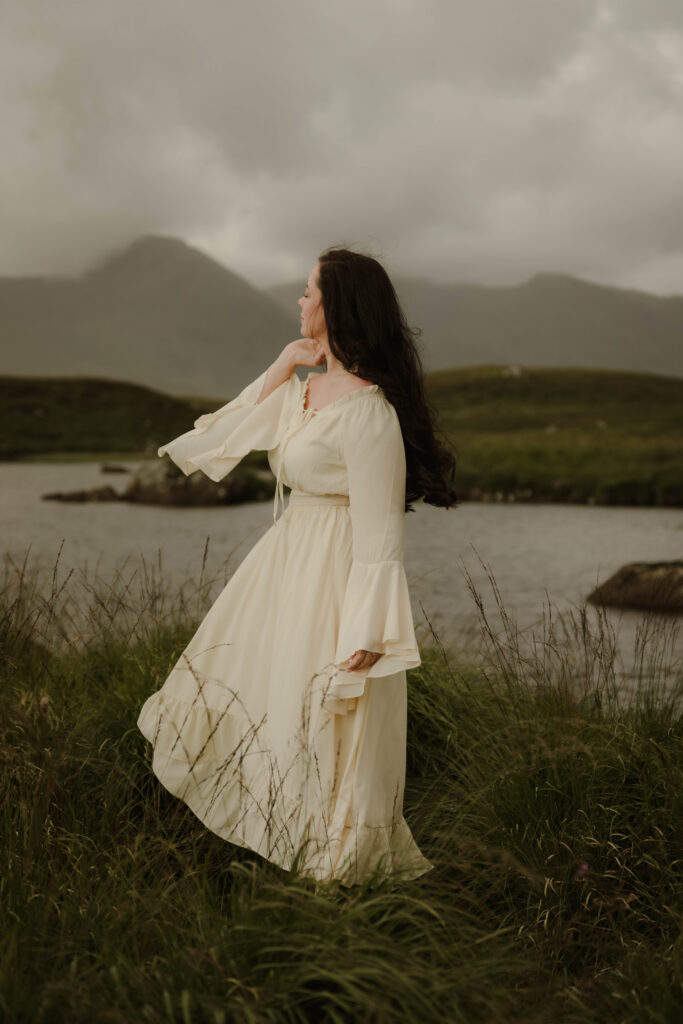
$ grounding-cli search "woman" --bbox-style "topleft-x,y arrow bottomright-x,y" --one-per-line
137,246 -> 457,886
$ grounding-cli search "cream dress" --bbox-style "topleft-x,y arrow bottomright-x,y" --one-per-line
137,366 -> 433,885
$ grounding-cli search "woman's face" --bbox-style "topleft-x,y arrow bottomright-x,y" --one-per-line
298,264 -> 327,342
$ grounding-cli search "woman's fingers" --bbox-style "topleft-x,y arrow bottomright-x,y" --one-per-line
346,649 -> 382,672
293,338 -> 326,365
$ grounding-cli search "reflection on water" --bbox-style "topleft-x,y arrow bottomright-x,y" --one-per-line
2,461 -> 682,676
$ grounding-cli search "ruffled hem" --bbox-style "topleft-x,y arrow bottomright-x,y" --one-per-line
137,684 -> 432,886
323,559 -> 421,712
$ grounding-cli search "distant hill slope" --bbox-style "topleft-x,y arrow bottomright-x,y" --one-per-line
2,235 -> 681,398
0,236 -> 296,397
268,273 -> 683,379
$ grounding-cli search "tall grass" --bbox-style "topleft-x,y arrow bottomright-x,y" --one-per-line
1,546 -> 682,1023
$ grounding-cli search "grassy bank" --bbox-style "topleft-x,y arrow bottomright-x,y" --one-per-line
3,366 -> 683,505
1,551 -> 682,1022
427,366 -> 683,506
0,376 -> 199,459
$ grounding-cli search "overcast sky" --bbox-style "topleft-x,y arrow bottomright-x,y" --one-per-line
3,0 -> 683,293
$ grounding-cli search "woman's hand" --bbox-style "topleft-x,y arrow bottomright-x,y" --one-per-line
257,339 -> 326,404
285,337 -> 326,369
345,649 -> 382,673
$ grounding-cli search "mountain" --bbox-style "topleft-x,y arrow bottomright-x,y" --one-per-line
0,236 -> 297,396
1,236 -> 681,398
268,273 -> 683,379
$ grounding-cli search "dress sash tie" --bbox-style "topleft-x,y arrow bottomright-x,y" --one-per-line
272,384 -> 318,524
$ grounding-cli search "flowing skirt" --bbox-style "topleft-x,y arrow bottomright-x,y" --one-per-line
137,491 -> 432,885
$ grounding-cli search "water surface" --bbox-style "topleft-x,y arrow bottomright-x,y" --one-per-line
3,461 -> 681,672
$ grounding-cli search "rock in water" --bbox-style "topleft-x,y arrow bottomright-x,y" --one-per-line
121,460 -> 272,506
588,561 -> 683,613
43,485 -> 121,503
42,461 -> 273,506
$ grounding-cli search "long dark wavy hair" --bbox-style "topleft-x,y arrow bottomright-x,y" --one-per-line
317,246 -> 457,512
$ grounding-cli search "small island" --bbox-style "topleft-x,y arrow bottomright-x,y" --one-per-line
42,460 -> 273,507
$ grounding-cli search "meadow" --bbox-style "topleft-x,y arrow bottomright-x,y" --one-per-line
0,376 -> 195,460
429,366 -> 683,506
1,549 -> 682,1023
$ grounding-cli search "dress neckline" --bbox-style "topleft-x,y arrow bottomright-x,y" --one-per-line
301,372 -> 379,416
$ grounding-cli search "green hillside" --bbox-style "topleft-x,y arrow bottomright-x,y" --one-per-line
2,367 -> 682,506
0,376 -> 199,459
426,366 -> 683,506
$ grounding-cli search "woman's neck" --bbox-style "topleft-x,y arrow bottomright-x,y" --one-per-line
323,351 -> 353,378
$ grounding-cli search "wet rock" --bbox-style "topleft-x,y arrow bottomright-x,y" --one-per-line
587,561 -> 683,613
121,460 -> 272,506
43,485 -> 120,503
42,461 -> 273,506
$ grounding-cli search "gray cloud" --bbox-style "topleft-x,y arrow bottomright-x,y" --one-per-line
2,0 -> 682,293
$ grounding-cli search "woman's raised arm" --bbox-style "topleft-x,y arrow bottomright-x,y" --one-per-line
257,339 -> 325,404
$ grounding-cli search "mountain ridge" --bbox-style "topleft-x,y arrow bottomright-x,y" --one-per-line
270,271 -> 683,379
0,235 -> 296,396
1,235 -> 681,395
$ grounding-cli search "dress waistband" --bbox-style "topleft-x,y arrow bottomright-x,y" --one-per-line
288,491 -> 350,507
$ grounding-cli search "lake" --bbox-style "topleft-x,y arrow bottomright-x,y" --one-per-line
2,461 -> 682,679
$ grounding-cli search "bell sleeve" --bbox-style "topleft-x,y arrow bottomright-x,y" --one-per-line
324,396 -> 421,712
157,368 -> 300,482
